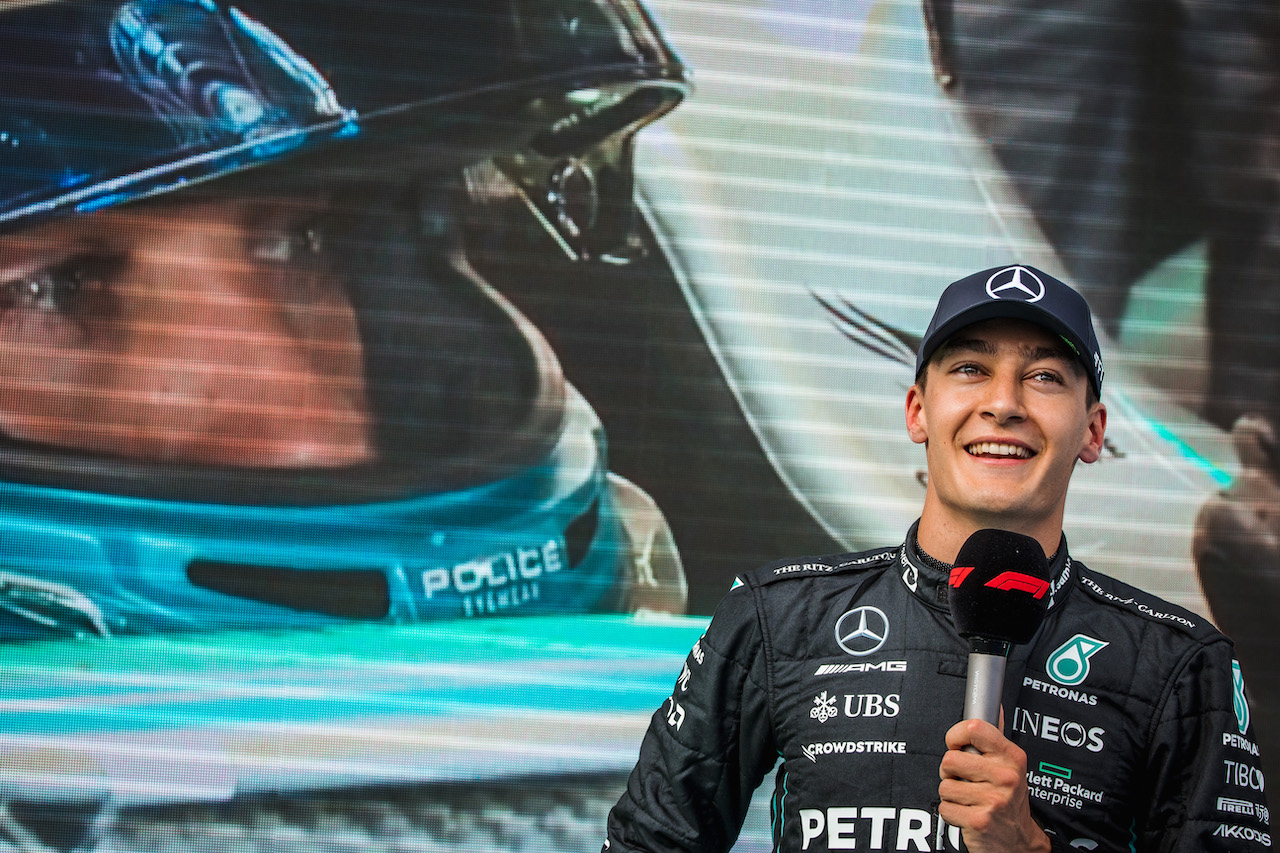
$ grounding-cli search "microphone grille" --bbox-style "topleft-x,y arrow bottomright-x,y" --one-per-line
949,528 -> 1051,644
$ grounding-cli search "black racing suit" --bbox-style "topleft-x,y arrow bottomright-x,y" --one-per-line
603,524 -> 1272,852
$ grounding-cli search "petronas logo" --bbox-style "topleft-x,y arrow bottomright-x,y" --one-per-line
1233,660 -> 1250,735
1047,634 -> 1109,686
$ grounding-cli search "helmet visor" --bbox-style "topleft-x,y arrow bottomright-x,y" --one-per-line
0,172 -> 570,504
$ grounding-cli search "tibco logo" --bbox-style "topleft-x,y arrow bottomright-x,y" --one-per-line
1224,759 -> 1266,793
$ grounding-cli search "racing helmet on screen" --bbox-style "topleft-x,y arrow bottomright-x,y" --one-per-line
0,0 -> 688,638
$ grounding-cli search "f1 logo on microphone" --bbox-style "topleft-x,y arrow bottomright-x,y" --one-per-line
950,566 -> 1050,599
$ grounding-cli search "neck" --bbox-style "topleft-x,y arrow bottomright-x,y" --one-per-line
915,502 -> 1064,565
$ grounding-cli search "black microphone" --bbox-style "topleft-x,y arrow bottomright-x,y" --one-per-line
948,529 -> 1051,743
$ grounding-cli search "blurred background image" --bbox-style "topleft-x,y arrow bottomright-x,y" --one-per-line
1,1 -> 1276,851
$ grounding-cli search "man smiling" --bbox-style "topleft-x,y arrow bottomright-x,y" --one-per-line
603,265 -> 1270,852
906,266 -> 1107,563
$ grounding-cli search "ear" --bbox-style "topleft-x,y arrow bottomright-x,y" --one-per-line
905,384 -> 928,445
1076,402 -> 1107,463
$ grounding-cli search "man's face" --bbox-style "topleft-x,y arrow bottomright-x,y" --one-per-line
904,317 -> 1106,537
0,195 -> 375,467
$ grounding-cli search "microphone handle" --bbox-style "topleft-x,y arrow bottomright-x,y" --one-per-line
963,651 -> 1005,725
962,638 -> 1011,754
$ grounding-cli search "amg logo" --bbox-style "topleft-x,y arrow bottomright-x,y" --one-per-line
815,661 -> 907,676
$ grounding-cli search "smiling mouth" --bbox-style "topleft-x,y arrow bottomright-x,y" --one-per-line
967,442 -> 1033,459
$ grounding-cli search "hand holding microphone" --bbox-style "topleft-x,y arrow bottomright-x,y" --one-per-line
948,529 -> 1052,739
940,529 -> 1055,850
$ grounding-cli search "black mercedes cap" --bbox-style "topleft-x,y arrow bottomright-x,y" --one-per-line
915,264 -> 1104,398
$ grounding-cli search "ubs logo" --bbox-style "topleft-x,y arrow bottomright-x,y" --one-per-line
986,266 -> 1046,303
835,606 -> 889,656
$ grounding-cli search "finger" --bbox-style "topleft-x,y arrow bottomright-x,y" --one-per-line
966,720 -> 1011,755
936,799 -> 973,832
937,795 -> 989,832
938,777 -> 986,807
945,717 -> 1002,752
939,743 -> 990,782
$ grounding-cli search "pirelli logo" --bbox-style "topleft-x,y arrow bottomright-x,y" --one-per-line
1219,797 -> 1257,817
1218,796 -> 1270,824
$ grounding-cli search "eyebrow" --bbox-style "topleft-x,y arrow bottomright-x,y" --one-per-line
0,235 -> 112,278
937,337 -> 1079,368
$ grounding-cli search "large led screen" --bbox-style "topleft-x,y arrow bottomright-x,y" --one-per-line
0,1 -> 1275,851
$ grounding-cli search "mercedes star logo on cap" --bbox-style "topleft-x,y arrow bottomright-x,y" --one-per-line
986,265 -> 1046,303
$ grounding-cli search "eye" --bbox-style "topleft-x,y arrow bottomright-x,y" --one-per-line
1028,369 -> 1065,385
2,254 -> 115,316
250,217 -> 327,265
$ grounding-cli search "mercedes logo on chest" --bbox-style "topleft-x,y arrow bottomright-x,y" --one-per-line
835,606 -> 889,656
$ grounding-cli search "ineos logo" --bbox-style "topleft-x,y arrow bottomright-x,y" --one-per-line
835,606 -> 889,656
986,266 -> 1045,303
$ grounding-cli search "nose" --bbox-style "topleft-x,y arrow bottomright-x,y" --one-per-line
140,258 -> 377,468
240,325 -> 376,467
208,288 -> 376,468
980,368 -> 1026,425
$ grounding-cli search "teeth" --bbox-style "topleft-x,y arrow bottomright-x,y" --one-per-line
967,442 -> 1031,458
